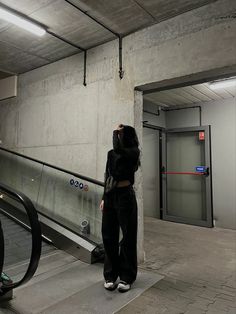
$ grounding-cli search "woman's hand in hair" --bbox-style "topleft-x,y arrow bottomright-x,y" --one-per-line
100,200 -> 104,212
116,124 -> 124,131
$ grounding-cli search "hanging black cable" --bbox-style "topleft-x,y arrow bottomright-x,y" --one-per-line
119,36 -> 124,79
83,50 -> 87,86
64,0 -> 124,80
143,108 -> 161,116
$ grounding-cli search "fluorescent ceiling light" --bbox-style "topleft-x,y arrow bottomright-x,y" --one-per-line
0,7 -> 46,36
209,77 -> 236,90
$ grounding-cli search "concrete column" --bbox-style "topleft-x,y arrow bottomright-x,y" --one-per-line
134,90 -> 144,262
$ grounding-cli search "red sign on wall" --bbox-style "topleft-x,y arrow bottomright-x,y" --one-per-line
199,131 -> 205,141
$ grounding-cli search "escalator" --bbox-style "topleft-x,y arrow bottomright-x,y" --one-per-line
0,147 -> 104,265
0,147 -> 163,313
0,211 -> 54,268
0,182 -> 42,301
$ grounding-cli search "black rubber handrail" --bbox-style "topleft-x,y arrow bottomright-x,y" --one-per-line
0,147 -> 104,187
0,220 -> 4,280
0,182 -> 42,295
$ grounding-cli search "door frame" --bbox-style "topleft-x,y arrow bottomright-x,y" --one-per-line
143,123 -> 163,219
162,125 -> 213,227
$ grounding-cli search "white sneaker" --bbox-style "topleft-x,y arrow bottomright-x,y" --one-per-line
104,281 -> 117,291
117,281 -> 131,293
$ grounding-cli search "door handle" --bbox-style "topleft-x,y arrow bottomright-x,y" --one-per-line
204,167 -> 210,177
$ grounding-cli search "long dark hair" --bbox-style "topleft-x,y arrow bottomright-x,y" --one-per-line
120,125 -> 141,169
120,125 -> 139,148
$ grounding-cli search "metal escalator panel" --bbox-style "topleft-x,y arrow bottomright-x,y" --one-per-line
0,183 -> 42,296
0,147 -> 105,264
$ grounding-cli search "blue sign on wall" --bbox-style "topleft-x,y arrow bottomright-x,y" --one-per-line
70,178 -> 89,191
195,166 -> 207,173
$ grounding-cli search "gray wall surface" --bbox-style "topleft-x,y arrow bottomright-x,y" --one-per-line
0,76 -> 17,101
0,0 -> 236,259
143,127 -> 160,219
202,98 -> 236,230
143,100 -> 166,128
166,107 -> 201,128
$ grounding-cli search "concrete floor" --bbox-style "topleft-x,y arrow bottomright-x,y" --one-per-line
1,216 -> 235,313
118,217 -> 236,314
0,250 -> 162,314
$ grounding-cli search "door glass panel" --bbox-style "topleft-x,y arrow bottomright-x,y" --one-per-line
166,131 -> 207,221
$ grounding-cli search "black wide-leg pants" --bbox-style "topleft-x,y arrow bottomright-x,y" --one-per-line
102,186 -> 138,285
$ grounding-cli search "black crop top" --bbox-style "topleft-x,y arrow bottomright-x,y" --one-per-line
103,130 -> 140,196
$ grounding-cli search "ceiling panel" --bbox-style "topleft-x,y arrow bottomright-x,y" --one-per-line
0,19 -> 9,33
182,86 -> 213,102
144,81 -> 236,107
0,31 -> 80,74
135,0 -> 218,22
223,85 -> 236,96
146,93 -> 179,106
0,70 -> 12,79
0,41 -> 50,73
0,0 -> 227,74
160,90 -> 193,105
70,0 -> 154,35
0,26 -> 79,57
0,0 -> 57,15
167,88 -> 203,103
192,84 -> 223,101
204,87 -> 232,99
30,0 -> 115,49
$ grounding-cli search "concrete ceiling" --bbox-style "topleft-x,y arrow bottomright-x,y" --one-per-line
144,81 -> 236,107
0,0 -> 217,74
0,69 -> 11,79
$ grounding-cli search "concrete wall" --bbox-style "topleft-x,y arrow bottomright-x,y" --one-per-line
143,100 -> 166,128
166,107 -> 200,128
143,127 -> 160,219
202,98 -> 236,230
0,76 -> 17,101
0,0 -> 236,258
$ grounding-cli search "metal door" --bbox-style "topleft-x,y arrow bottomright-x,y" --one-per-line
162,126 -> 213,227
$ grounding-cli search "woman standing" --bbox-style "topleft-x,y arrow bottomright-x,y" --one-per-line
100,124 -> 140,293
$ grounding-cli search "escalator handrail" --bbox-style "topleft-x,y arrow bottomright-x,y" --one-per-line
0,220 -> 4,281
0,182 -> 42,294
0,146 -> 104,187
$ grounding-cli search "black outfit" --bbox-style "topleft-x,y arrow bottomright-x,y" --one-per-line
102,130 -> 140,284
